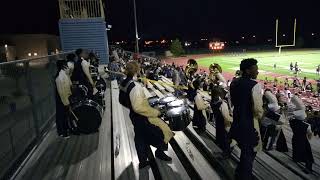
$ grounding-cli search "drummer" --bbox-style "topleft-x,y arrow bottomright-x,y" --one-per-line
119,61 -> 174,169
71,49 -> 95,98
191,79 -> 210,132
55,60 -> 72,138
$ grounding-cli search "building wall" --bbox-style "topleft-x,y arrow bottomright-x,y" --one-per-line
0,34 -> 61,61
59,18 -> 109,64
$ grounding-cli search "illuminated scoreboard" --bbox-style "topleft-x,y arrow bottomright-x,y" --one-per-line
209,42 -> 225,51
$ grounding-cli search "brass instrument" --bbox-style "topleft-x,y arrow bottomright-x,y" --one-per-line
208,63 -> 222,83
185,59 -> 198,79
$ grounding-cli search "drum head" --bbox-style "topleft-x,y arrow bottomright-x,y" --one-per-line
167,99 -> 185,108
165,106 -> 191,131
158,96 -> 177,105
72,101 -> 102,134
148,97 -> 159,107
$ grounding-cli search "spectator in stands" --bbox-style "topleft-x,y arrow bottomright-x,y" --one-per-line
55,60 -> 72,138
191,79 -> 210,132
289,95 -> 314,174
229,58 -> 263,180
72,49 -> 95,97
119,61 -> 174,169
317,80 -> 320,96
211,86 -> 233,158
302,77 -> 307,91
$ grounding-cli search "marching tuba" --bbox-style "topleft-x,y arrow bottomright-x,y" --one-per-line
185,59 -> 198,79
208,63 -> 223,84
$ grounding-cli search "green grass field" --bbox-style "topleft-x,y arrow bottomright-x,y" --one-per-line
197,50 -> 320,81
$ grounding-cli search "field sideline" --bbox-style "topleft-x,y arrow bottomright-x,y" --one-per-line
196,50 -> 320,81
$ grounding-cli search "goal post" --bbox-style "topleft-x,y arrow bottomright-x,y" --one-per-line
275,18 -> 297,54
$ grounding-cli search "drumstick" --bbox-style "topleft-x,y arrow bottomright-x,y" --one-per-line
69,109 -> 79,121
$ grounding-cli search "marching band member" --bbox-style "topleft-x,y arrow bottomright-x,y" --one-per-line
211,86 -> 233,158
262,90 -> 288,152
229,58 -> 264,180
119,61 -> 174,169
55,60 -> 72,138
72,49 -> 95,97
191,79 -> 210,132
289,95 -> 314,174
66,53 -> 76,76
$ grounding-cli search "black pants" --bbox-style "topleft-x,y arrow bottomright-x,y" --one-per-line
134,125 -> 168,163
235,144 -> 257,180
56,105 -> 69,136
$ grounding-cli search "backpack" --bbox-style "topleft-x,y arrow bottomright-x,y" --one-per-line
119,80 -> 135,108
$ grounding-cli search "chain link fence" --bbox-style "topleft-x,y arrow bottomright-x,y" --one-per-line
0,53 -> 71,179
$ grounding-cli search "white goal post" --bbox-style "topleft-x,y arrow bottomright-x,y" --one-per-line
276,18 -> 297,54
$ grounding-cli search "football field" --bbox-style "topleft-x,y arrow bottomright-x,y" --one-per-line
196,50 -> 320,81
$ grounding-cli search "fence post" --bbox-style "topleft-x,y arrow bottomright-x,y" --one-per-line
24,61 -> 40,138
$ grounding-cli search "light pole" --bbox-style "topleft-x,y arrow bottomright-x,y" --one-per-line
133,0 -> 139,54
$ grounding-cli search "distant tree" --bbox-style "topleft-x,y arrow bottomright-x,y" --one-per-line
170,39 -> 185,57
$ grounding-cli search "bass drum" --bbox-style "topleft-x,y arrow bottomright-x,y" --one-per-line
165,106 -> 191,131
70,100 -> 103,134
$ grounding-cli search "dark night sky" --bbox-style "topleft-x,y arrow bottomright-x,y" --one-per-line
0,0 -> 319,41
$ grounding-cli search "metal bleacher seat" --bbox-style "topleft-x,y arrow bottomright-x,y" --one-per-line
13,82 -> 113,180
149,78 -> 305,180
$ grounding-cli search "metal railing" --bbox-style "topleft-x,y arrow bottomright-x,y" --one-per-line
0,53 -> 71,179
59,0 -> 105,19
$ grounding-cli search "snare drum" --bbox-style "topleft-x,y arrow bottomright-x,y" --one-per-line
158,96 -> 177,106
70,99 -> 103,134
167,99 -> 185,108
148,97 -> 159,107
165,106 -> 191,131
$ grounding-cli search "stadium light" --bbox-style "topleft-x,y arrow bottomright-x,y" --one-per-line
253,35 -> 256,38
312,33 -> 315,36
242,36 -> 245,39
283,34 -> 286,37
4,44 -> 8,48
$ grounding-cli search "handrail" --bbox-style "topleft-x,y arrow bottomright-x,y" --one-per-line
0,51 -> 74,66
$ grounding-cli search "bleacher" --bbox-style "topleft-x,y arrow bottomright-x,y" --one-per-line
5,70 -> 320,180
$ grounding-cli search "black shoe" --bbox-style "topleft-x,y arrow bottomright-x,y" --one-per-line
155,150 -> 172,161
221,152 -> 231,159
139,160 -> 150,169
302,168 -> 312,174
59,134 -> 70,139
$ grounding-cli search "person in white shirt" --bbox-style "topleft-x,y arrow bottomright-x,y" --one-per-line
55,60 -> 72,138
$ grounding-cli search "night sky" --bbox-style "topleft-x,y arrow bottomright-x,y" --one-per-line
0,0 -> 319,42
